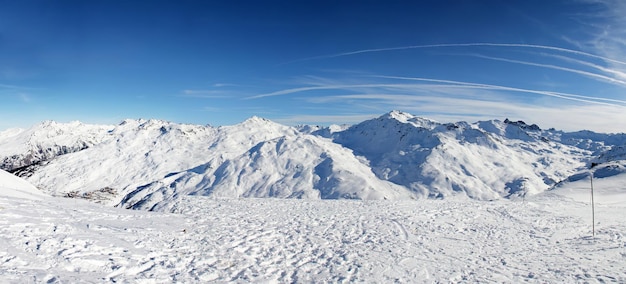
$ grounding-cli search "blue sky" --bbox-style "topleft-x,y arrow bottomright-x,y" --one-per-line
1,0 -> 625,132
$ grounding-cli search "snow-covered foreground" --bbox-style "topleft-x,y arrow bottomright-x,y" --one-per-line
1,183 -> 624,282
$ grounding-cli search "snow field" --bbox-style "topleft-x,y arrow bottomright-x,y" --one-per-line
1,189 -> 624,283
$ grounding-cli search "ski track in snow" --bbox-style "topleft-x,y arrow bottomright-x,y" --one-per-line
1,192 -> 624,283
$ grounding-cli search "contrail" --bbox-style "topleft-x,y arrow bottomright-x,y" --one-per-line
286,43 -> 626,66
247,84 -> 416,99
470,54 -> 626,86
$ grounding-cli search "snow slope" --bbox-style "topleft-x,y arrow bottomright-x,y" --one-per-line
1,179 -> 624,282
0,169 -> 46,200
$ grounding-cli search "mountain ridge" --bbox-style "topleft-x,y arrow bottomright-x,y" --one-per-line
1,111 -> 624,210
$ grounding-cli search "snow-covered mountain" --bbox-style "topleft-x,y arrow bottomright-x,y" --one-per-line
331,112 -> 594,200
121,133 -> 413,211
1,111 -> 625,210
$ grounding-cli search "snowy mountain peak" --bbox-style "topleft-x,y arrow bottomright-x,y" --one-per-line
386,110 -> 414,122
383,110 -> 440,129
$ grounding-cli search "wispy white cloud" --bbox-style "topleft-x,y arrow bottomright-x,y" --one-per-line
249,75 -> 626,107
577,0 -> 626,79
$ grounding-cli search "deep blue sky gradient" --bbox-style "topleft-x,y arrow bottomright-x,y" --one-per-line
1,0 -> 625,131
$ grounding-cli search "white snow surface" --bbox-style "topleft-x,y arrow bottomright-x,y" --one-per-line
0,169 -> 624,282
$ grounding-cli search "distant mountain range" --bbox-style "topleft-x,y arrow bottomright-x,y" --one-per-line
1,111 -> 624,210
